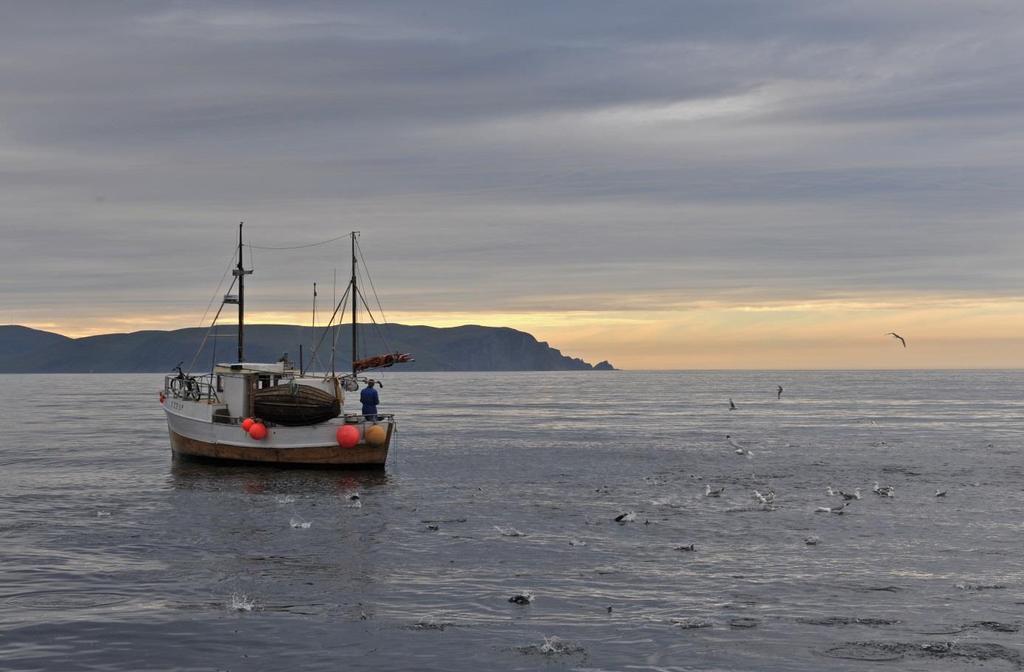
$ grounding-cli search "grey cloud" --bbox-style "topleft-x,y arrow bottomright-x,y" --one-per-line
2,1 -> 1024,326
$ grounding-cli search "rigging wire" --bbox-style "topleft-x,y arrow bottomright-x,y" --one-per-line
186,275 -> 237,375
247,233 -> 352,250
355,237 -> 392,328
193,247 -> 238,339
356,269 -> 394,357
185,231 -> 400,377
307,283 -> 352,372
356,260 -> 395,356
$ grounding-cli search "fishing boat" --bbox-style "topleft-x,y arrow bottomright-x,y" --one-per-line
161,225 -> 412,467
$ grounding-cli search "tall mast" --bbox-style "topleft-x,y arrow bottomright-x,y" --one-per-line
351,231 -> 358,376
233,222 -> 252,362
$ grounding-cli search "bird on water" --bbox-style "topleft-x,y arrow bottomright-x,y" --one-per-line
729,398 -> 737,410
872,481 -> 895,497
886,332 -> 907,347
705,484 -> 724,497
776,385 -> 783,400
727,435 -> 752,457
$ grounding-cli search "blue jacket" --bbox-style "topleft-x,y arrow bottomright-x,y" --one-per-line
360,386 -> 379,415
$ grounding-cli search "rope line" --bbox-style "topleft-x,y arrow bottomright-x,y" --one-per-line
186,276 -> 236,375
247,233 -> 352,250
184,231 -> 400,376
358,287 -> 394,357
193,248 -> 237,337
355,238 -> 391,328
307,284 -> 352,372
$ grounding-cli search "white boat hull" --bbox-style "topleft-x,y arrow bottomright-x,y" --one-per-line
163,402 -> 392,467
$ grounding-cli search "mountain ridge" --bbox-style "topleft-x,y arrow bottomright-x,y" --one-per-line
0,324 -> 616,373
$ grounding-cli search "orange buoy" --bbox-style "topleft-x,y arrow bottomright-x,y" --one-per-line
365,425 -> 387,447
241,417 -> 255,431
248,422 -> 268,440
336,424 -> 360,448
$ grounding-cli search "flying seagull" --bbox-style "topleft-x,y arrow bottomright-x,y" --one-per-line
886,332 -> 907,348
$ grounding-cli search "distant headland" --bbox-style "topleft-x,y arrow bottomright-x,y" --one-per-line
0,324 -> 616,373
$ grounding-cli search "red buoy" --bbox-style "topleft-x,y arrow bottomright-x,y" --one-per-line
241,417 -> 255,431
336,425 -> 359,448
248,422 -> 268,440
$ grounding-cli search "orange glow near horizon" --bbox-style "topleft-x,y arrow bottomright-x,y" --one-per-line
15,294 -> 1024,369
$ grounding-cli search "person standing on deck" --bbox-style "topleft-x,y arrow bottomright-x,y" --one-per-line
360,379 -> 380,420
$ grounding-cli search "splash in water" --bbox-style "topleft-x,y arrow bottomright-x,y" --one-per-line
230,593 -> 257,612
538,636 -> 584,655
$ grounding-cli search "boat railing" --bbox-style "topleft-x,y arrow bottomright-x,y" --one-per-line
343,412 -> 395,423
165,373 -> 220,403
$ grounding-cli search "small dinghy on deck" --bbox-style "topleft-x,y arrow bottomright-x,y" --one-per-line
252,383 -> 341,426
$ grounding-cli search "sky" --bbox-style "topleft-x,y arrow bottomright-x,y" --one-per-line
2,1 -> 1024,369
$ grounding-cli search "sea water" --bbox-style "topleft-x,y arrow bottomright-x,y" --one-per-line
0,371 -> 1022,671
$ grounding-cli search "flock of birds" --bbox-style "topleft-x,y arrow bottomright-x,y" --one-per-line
609,339 -> 958,552
406,335 -> 922,612
694,479 -> 945,518
439,334 -> 922,612
607,424 -> 953,550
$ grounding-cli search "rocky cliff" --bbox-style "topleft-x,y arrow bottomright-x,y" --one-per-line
0,324 -> 616,373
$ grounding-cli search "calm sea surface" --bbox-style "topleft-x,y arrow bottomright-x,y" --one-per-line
1,371 -> 1023,671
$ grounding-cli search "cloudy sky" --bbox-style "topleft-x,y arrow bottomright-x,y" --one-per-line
3,1 -> 1024,368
